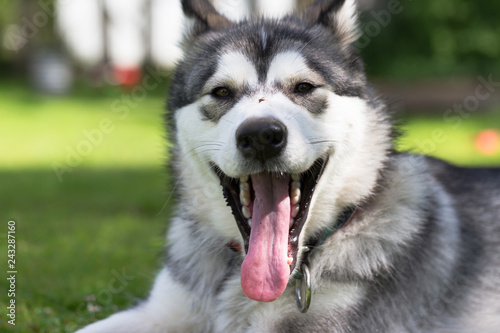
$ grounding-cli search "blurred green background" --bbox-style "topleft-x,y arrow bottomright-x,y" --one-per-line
0,0 -> 499,332
360,0 -> 500,78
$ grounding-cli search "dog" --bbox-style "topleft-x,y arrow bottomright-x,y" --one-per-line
77,0 -> 500,332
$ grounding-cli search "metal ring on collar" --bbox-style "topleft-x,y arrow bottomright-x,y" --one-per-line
295,263 -> 311,313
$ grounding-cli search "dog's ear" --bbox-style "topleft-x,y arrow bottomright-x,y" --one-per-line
181,0 -> 232,32
303,0 -> 360,46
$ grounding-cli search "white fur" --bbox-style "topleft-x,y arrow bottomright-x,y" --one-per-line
266,51 -> 315,83
332,0 -> 361,45
212,274 -> 365,332
314,156 -> 459,280
205,52 -> 259,95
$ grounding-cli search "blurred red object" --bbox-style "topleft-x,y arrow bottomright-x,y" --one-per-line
474,129 -> 500,155
113,66 -> 142,88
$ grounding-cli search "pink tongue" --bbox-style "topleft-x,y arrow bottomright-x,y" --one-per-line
241,173 -> 291,302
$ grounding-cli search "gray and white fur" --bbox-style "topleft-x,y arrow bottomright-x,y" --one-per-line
77,0 -> 500,332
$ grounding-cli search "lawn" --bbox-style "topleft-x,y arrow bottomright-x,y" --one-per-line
0,82 -> 171,332
0,80 -> 499,332
397,111 -> 500,166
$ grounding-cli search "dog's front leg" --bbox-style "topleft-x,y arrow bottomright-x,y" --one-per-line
75,267 -> 209,333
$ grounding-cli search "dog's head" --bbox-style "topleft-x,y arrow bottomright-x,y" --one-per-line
169,0 -> 391,303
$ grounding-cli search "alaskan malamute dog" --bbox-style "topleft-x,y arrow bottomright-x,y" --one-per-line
78,0 -> 500,332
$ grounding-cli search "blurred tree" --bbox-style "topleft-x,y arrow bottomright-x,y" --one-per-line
0,0 -> 18,68
0,0 -> 59,74
358,0 -> 500,79
0,0 -> 16,27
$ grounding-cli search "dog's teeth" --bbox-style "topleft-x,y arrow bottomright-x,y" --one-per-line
248,219 -> 252,227
240,175 -> 249,183
291,188 -> 301,205
240,192 -> 251,206
241,197 -> 250,207
291,174 -> 300,181
291,181 -> 301,190
287,256 -> 293,266
242,206 -> 251,219
291,204 -> 300,218
239,181 -> 251,206
240,182 -> 250,191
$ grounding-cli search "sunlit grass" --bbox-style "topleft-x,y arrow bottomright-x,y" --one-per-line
0,81 -> 168,170
397,110 -> 500,166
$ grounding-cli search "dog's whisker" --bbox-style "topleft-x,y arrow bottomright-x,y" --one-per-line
180,143 -> 224,160
286,110 -> 303,121
194,142 -> 225,148
308,140 -> 337,145
161,154 -> 225,206
156,177 -> 183,216
221,117 -> 235,125
193,149 -> 223,157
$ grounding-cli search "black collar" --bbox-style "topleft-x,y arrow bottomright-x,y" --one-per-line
300,205 -> 358,268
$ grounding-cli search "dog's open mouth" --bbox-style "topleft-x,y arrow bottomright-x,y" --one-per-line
212,157 -> 328,302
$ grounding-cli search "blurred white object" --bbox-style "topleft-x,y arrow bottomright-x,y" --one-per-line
56,0 -> 104,65
105,0 -> 146,67
150,0 -> 184,68
255,0 -> 295,18
30,49 -> 74,95
211,0 -> 252,21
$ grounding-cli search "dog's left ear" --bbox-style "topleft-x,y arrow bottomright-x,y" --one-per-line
181,0 -> 232,32
303,0 -> 360,46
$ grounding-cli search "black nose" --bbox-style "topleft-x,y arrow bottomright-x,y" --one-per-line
236,117 -> 288,163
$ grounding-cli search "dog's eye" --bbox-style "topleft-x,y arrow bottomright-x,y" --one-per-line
295,82 -> 314,94
212,87 -> 232,98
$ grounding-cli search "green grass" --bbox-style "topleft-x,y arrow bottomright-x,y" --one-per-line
0,80 -> 499,332
0,81 -> 171,332
0,81 -> 169,169
1,169 -> 170,332
397,111 -> 500,166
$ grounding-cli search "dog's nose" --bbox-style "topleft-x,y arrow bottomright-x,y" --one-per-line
236,117 -> 287,163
